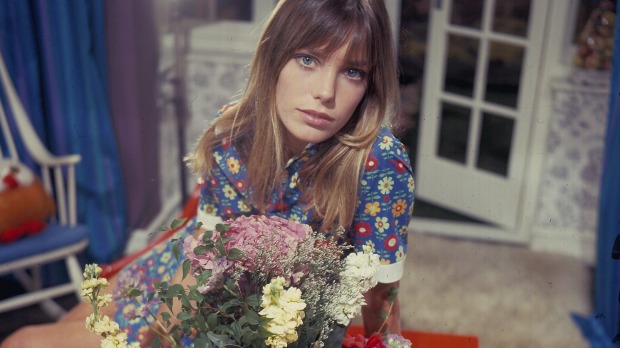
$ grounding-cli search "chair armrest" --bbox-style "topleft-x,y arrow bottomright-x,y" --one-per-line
38,154 -> 81,167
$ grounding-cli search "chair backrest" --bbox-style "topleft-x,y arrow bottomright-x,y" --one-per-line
0,51 -> 81,226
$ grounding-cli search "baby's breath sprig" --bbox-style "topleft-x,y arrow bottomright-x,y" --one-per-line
81,263 -> 140,348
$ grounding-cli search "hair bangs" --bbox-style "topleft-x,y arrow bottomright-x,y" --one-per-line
278,2 -> 372,67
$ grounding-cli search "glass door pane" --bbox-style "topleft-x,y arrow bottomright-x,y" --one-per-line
492,0 -> 531,37
444,34 -> 479,97
476,112 -> 514,176
450,0 -> 484,29
484,41 -> 524,108
437,102 -> 471,164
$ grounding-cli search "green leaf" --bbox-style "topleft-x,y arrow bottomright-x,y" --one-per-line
237,316 -> 247,327
194,337 -> 210,348
168,284 -> 185,297
245,294 -> 261,307
181,296 -> 193,310
203,230 -> 213,242
161,311 -> 171,322
230,322 -> 243,340
242,331 -> 261,346
215,223 -> 230,234
171,218 -> 187,229
196,269 -> 213,286
207,332 -> 229,347
215,238 -> 226,256
227,248 -> 245,260
194,245 -> 209,255
207,313 -> 218,329
196,313 -> 208,332
195,221 -> 203,230
182,259 -> 191,280
215,325 -> 235,336
127,288 -> 143,298
177,311 -> 194,321
172,241 -> 181,260
244,310 -> 260,326
188,288 -> 204,302
220,298 -> 242,312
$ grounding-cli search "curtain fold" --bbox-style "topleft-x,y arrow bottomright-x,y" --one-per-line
105,0 -> 161,231
0,0 -> 127,263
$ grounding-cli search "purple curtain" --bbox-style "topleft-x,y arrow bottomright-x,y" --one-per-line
105,0 -> 161,231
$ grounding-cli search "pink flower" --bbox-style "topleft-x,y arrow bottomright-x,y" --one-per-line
222,215 -> 311,273
182,232 -> 224,277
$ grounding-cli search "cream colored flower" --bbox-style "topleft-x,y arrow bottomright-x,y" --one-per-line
259,277 -> 306,348
93,315 -> 120,336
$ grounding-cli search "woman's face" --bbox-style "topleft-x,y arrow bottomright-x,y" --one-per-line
275,42 -> 369,155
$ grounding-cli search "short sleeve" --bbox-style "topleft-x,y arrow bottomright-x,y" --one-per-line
352,128 -> 415,283
197,177 -> 224,230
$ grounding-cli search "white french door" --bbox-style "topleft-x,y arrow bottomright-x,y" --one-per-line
415,0 -> 549,240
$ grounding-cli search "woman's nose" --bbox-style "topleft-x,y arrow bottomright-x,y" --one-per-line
311,68 -> 336,102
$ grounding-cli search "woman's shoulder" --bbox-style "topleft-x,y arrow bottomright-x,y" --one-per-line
369,126 -> 411,163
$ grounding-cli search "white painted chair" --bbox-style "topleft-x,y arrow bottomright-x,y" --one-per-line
0,51 -> 88,319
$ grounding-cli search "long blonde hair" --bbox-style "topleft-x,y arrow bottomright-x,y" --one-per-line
187,0 -> 400,231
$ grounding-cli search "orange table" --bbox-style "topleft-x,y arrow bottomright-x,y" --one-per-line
345,325 -> 478,348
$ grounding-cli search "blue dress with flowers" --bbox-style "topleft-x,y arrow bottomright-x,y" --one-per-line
114,108 -> 415,344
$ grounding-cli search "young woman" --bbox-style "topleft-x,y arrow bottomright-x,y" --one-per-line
1,0 -> 414,347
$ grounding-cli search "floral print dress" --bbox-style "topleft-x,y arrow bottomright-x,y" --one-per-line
114,121 -> 415,344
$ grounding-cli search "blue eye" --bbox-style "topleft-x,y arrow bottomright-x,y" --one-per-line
298,55 -> 315,66
346,69 -> 365,80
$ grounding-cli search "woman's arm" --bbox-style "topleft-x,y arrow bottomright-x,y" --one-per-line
361,281 -> 401,335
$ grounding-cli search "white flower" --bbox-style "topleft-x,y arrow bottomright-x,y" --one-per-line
328,247 -> 380,325
223,184 -> 237,199
378,176 -> 394,194
328,289 -> 367,326
379,135 -> 394,150
343,246 -> 380,291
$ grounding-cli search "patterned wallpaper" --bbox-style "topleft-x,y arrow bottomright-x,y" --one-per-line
534,81 -> 609,240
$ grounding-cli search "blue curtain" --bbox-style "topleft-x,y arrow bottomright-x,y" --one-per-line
0,0 -> 127,263
576,12 -> 620,348
592,11 -> 620,346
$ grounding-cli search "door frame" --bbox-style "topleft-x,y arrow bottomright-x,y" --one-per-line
410,0 -> 570,244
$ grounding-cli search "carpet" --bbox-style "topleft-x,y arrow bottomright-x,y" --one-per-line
397,232 -> 593,347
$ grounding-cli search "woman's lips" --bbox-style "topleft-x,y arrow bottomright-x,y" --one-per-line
298,109 -> 334,127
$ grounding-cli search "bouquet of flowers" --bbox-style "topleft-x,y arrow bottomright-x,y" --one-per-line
83,215 -> 391,348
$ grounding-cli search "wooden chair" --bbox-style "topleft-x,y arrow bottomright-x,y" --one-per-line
0,51 -> 89,319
